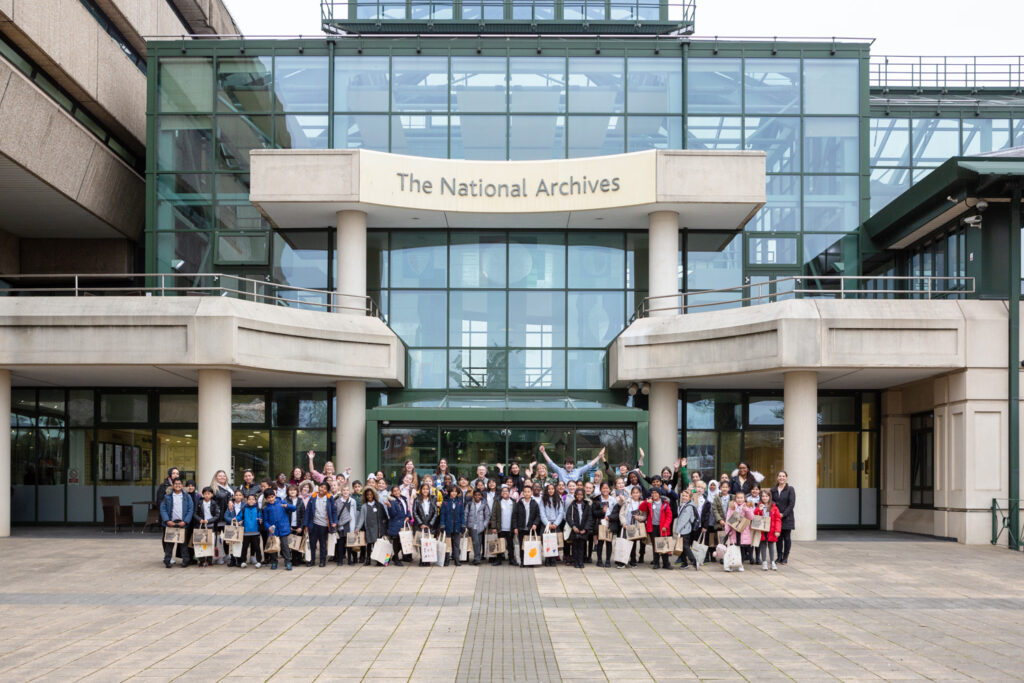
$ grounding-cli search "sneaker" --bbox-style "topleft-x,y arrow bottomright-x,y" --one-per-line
270,562 -> 278,570
762,561 -> 768,571
771,561 -> 778,571
286,563 -> 293,571
254,562 -> 261,568
738,565 -> 745,572
724,566 -> 731,572
240,562 -> 247,568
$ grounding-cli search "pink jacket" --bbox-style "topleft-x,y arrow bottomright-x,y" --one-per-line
726,501 -> 755,545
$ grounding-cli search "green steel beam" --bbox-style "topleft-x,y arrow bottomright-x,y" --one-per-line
1010,180 -> 1021,551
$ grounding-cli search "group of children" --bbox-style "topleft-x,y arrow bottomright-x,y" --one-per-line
157,448 -> 796,573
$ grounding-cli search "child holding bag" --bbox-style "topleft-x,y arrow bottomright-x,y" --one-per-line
756,489 -> 782,571
725,492 -> 754,569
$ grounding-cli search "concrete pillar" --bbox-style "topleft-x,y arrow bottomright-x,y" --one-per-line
198,369 -> 232,488
648,381 -> 678,476
784,371 -> 818,541
336,380 -> 365,481
336,210 -> 367,314
647,210 -> 679,316
0,369 -> 10,537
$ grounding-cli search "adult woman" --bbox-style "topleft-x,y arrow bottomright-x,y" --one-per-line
539,483 -> 565,567
729,462 -> 758,497
289,467 -> 305,486
209,469 -> 233,513
307,449 -> 336,484
532,462 -> 554,488
401,460 -> 419,490
155,467 -> 180,507
385,486 -> 408,567
435,458 -> 454,484
771,470 -> 795,565
359,487 -> 389,566
496,461 -> 526,491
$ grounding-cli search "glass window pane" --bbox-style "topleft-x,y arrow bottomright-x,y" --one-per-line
509,115 -> 564,160
408,349 -> 447,388
628,58 -> 682,114
462,0 -> 504,19
567,292 -> 624,347
214,233 -> 270,266
368,232 -> 388,289
748,175 -> 801,231
804,117 -> 859,173
744,58 -> 800,114
69,391 -> 94,427
450,232 -> 506,287
274,57 -> 329,112
818,395 -> 857,425
803,233 -> 845,272
748,396 -> 784,425
870,168 -> 911,216
687,58 -> 741,114
273,232 -> 328,307
273,391 -> 327,428
509,349 -> 565,389
451,115 -> 506,160
509,291 -> 565,347
451,57 -> 506,112
509,232 -> 565,288
510,57 -> 565,113
157,116 -> 212,171
390,291 -> 447,346
335,56 -> 390,112
217,57 -> 273,112
687,116 -> 742,150
216,115 -> 272,170
911,119 -> 960,167
449,348 -> 507,389
159,394 -> 198,423
804,175 -> 860,232
745,117 -> 800,173
568,58 -> 624,114
627,116 -> 682,152
100,394 -> 148,423
512,0 -> 554,19
568,233 -> 624,289
450,290 -> 506,347
568,115 -> 623,157
686,391 -> 742,430
392,56 -> 448,112
159,58 -> 213,112
686,232 -> 742,291
390,115 -> 448,158
962,119 -> 1012,155
155,230 -> 211,274
277,114 -> 328,149
333,114 -> 389,151
803,59 -> 859,115
381,426 -> 439,475
743,431 -> 784,479
567,349 -> 606,389
748,236 -> 797,265
390,232 -> 446,288
232,394 -> 266,423
870,118 -> 910,167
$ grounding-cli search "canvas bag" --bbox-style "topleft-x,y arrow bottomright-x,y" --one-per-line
192,526 -> 215,558
483,531 -> 498,558
327,531 -> 337,557
672,534 -> 685,556
487,535 -> 506,557
419,533 -> 437,564
597,525 -> 613,542
723,543 -> 743,570
654,535 -> 673,555
435,532 -> 447,567
370,537 -> 394,566
264,534 -> 281,554
459,532 -> 471,561
691,531 -> 708,568
751,514 -> 770,532
727,509 -> 750,533
399,523 -> 415,555
288,531 -> 307,553
346,530 -> 367,548
542,532 -> 559,558
612,531 -> 633,565
522,531 -> 542,566
556,531 -> 565,548
624,523 -> 645,541
222,521 -> 243,545
164,526 -> 185,544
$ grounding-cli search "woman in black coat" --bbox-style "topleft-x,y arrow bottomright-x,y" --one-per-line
729,461 -> 758,498
770,470 -> 796,564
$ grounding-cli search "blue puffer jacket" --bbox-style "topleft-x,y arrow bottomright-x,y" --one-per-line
239,503 -> 262,533
263,500 -> 295,537
439,497 -> 465,535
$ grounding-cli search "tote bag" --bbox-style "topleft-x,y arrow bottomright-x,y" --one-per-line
522,531 -> 542,566
542,532 -> 559,558
612,531 -> 633,565
691,531 -> 708,568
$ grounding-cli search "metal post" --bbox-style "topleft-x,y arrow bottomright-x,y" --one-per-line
74,275 -> 79,296
1010,182 -> 1021,551
991,498 -> 997,545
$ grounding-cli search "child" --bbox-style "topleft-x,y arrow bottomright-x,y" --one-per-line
439,487 -> 464,566
182,480 -> 199,565
262,489 -> 295,570
159,478 -> 193,568
239,493 -> 263,568
672,489 -> 700,571
386,485 -> 408,567
712,481 -> 731,555
223,489 -> 245,567
335,483 -> 359,566
756,489 -> 782,571
725,492 -> 754,571
566,488 -> 591,569
638,487 -> 673,570
193,486 -> 221,568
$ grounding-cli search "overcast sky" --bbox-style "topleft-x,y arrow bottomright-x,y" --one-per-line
223,0 -> 1022,55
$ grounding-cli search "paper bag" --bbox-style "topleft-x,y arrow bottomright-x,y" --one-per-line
672,534 -> 685,556
484,531 -> 498,558
556,531 -> 565,548
542,532 -> 559,558
444,535 -> 453,555
751,515 -> 770,532
597,525 -> 613,542
193,527 -> 214,558
522,531 -> 542,566
164,526 -> 185,544
487,535 -> 506,557
624,523 -> 645,541
222,522 -> 243,545
691,531 -> 708,567
654,535 -> 673,555
288,532 -> 307,553
420,533 -> 438,564
412,531 -> 422,561
370,537 -> 393,566
612,532 -> 632,565
399,524 -> 415,555
727,510 -> 750,533
346,530 -> 366,548
264,534 -> 281,554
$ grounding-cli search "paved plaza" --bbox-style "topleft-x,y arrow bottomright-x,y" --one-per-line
0,530 -> 1022,681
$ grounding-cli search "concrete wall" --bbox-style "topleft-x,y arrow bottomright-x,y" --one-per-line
0,227 -> 17,273
0,297 -> 406,385
0,55 -> 144,240
20,239 -> 132,274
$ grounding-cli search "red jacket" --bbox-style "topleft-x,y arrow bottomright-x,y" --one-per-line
638,499 -> 673,536
756,503 -> 782,542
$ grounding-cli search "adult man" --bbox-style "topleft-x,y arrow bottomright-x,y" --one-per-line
539,445 -> 605,483
159,478 -> 194,568
511,484 -> 542,567
469,464 -> 491,490
303,481 -> 337,567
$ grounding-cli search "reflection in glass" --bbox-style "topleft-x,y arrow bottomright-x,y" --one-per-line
381,425 -> 439,475
274,57 -> 329,112
748,237 -> 797,265
451,57 -> 506,112
509,232 -> 565,288
749,397 -> 784,425
568,116 -> 623,157
744,59 -> 800,114
335,56 -> 390,112
743,431 -> 784,480
392,56 -> 449,112
685,233 -> 742,311
804,175 -> 859,231
628,58 -> 682,114
450,232 -> 506,287
870,168 -> 911,216
509,291 -> 565,347
687,116 -> 742,150
216,116 -> 272,170
627,116 -> 682,151
803,59 -> 859,115
449,290 -> 507,347
509,57 -> 565,113
158,116 -> 212,171
390,291 -> 447,347
390,233 -> 446,288
443,427 -> 505,472
334,114 -> 389,151
575,426 -> 633,466
509,349 -> 565,389
686,391 -> 742,430
568,58 -> 624,113
869,118 -> 910,167
508,426 -> 572,465
407,349 -> 447,389
568,233 -> 624,289
962,118 -> 1011,155
567,292 -> 624,347
273,391 -> 328,427
567,350 -> 605,389
159,58 -> 213,112
748,175 -> 800,231
509,116 -> 564,159
451,115 -> 506,159
745,117 -> 800,173
449,349 -> 507,389
277,115 -> 329,149
804,117 -> 859,173
687,58 -> 741,114
911,119 -> 960,167
391,115 -> 448,158
217,57 -> 273,112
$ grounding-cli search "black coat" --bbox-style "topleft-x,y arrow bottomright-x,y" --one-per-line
512,498 -> 542,533
771,485 -> 796,530
412,497 -> 439,530
729,475 -> 758,497
696,498 -> 714,530
212,485 -> 233,514
293,498 -> 308,529
193,499 -> 222,527
565,500 -> 593,540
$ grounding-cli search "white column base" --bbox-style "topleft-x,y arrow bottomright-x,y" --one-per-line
784,370 -> 818,541
198,369 -> 232,488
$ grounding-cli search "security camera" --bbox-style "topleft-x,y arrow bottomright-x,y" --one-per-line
975,199 -> 988,212
962,215 -> 982,228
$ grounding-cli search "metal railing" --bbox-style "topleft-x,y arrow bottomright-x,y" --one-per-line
871,55 -> 1024,90
630,275 -> 976,321
0,273 -> 382,318
321,0 -> 695,24
991,498 -> 1022,550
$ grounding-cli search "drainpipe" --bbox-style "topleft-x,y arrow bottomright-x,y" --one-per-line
1009,181 -> 1021,550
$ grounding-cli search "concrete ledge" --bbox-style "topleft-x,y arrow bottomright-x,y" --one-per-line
0,297 -> 406,386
